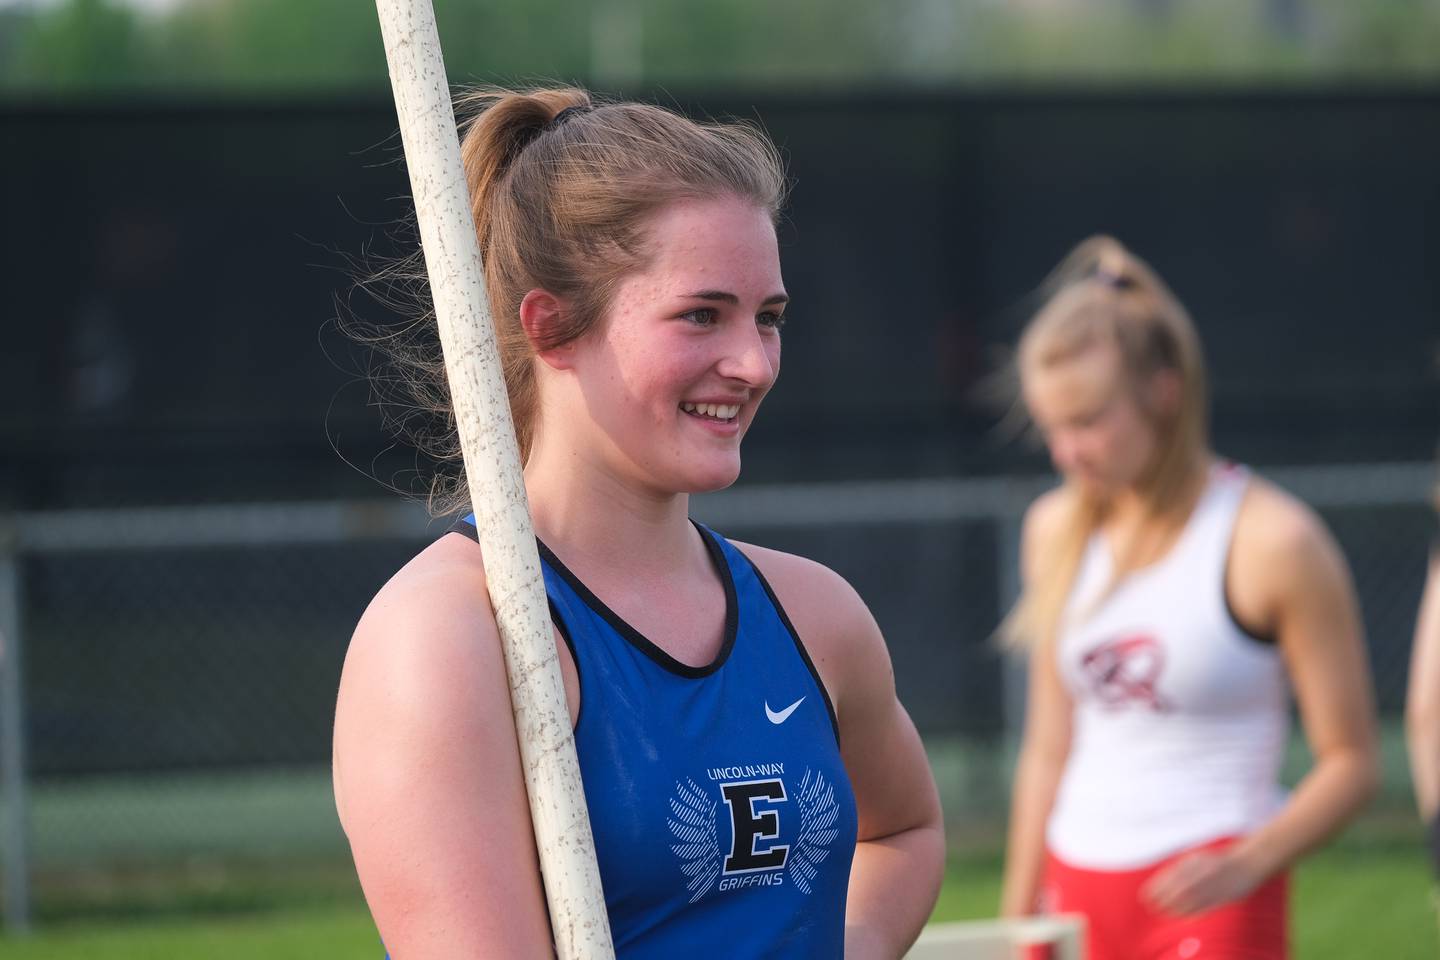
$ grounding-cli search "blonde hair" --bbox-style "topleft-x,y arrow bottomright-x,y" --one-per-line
1005,235 -> 1210,649
358,85 -> 786,515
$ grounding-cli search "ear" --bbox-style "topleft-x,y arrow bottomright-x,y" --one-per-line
520,288 -> 577,371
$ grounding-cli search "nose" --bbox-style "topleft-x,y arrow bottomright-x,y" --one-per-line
717,321 -> 778,389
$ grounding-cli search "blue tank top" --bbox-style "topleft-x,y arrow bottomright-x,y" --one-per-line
457,517 -> 858,958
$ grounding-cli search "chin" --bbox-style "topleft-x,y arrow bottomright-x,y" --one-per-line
680,457 -> 744,494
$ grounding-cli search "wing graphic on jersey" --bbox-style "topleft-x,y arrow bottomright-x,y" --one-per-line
789,768 -> 840,895
667,777 -> 721,903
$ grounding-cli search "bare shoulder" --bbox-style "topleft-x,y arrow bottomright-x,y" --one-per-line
342,531 -> 496,688
334,532 -> 501,814
727,539 -> 872,640
1024,485 -> 1071,540
1233,476 -> 1342,568
358,530 -> 491,628
1230,475 -> 1355,629
1020,484 -> 1071,582
726,539 -> 885,704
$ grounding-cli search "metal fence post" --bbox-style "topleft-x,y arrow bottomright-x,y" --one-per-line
0,527 -> 31,934
996,514 -> 1025,753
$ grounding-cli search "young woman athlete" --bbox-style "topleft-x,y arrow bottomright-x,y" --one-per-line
331,87 -> 944,958
1406,477 -> 1440,879
999,236 -> 1379,960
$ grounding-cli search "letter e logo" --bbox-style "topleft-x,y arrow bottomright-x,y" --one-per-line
719,779 -> 789,874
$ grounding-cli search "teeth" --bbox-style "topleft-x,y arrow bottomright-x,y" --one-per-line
680,402 -> 741,420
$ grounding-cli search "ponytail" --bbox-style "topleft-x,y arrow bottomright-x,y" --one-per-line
457,88 -> 591,256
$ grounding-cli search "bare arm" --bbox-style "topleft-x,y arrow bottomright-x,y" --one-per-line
1145,484 -> 1379,915
838,598 -> 946,958
1407,549 -> 1440,820
999,491 -> 1073,917
737,545 -> 944,960
999,636 -> 1072,917
332,539 -> 555,957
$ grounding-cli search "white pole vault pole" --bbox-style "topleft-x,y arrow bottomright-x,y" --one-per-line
372,3 -> 613,956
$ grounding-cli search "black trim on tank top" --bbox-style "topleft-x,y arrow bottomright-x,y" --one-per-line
1224,583 -> 1277,647
534,523 -> 739,679
1217,482 -> 1279,648
737,555 -> 842,747
443,520 -> 586,725
548,598 -> 583,731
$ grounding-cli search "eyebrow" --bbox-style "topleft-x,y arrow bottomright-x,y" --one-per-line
683,290 -> 789,307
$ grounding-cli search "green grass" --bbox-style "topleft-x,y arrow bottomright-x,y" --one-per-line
0,904 -> 379,960
2,822 -> 1433,958
1288,819 -> 1437,960
3,734 -> 1434,956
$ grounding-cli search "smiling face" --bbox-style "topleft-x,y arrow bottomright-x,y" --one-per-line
545,195 -> 786,495
1021,340 -> 1164,499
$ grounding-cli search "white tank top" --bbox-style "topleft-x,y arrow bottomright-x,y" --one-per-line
1045,464 -> 1290,870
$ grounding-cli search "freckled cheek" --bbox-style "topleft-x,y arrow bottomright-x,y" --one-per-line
650,360 -> 704,419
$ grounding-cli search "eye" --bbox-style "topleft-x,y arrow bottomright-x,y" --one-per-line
758,311 -> 786,330
681,308 -> 717,326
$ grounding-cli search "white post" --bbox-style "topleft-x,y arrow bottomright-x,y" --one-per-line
0,534 -> 31,935
371,3 -> 613,956
907,914 -> 1086,959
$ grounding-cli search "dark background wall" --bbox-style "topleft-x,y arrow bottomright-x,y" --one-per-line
5,91 -> 1437,513
4,92 -> 1437,772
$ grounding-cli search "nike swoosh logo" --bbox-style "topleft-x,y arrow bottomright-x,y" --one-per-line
765,697 -> 805,724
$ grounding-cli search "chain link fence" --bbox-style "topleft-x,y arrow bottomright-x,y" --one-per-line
0,462 -> 1434,929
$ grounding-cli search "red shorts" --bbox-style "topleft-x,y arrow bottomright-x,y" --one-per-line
1041,837 -> 1288,960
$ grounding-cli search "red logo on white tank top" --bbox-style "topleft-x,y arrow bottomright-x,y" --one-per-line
1079,634 -> 1170,712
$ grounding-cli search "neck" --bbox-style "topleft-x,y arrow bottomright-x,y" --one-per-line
522,435 -> 701,575
1104,453 -> 1213,531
